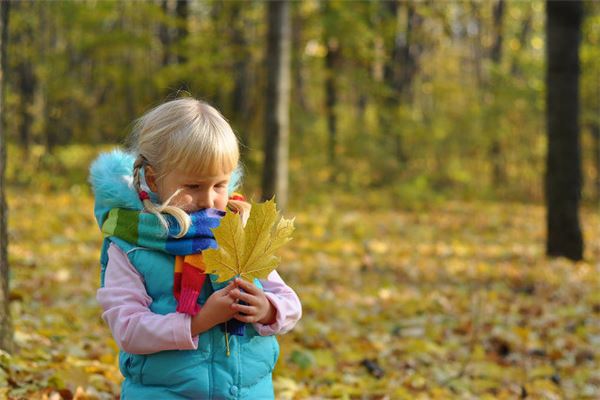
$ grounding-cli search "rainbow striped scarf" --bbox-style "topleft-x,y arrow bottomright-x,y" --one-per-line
101,207 -> 223,255
101,207 -> 222,315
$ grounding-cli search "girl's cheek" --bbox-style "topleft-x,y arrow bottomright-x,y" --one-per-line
175,193 -> 193,207
216,197 -> 228,211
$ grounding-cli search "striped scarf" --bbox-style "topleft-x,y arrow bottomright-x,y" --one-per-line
101,207 -> 223,316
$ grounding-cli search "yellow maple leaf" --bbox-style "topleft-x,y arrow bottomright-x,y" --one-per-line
204,199 -> 295,283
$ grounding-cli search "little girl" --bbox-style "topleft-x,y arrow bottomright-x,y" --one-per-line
89,98 -> 302,399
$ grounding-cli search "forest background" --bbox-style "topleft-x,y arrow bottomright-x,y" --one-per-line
1,0 -> 599,399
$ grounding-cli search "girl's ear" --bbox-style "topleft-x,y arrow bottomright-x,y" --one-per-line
144,165 -> 159,192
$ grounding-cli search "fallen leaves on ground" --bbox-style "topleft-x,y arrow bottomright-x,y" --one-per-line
4,189 -> 599,399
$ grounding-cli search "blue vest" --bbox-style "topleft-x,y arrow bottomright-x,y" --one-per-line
102,237 -> 279,400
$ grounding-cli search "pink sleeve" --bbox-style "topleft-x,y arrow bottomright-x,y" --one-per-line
253,270 -> 302,336
96,243 -> 198,354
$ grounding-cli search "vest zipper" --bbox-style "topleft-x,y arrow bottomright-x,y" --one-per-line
225,321 -> 231,357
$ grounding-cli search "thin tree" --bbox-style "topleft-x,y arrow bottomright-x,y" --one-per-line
488,0 -> 506,187
159,0 -> 189,95
159,0 -> 172,67
261,0 -> 291,210
321,1 -> 341,181
545,0 -> 584,261
229,2 -> 253,156
381,1 -> 422,167
15,2 -> 35,157
0,0 -> 13,353
174,0 -> 188,65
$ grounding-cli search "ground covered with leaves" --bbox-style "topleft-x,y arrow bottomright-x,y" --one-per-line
2,186 -> 599,399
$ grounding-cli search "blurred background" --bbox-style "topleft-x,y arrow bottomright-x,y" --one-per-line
0,1 -> 599,399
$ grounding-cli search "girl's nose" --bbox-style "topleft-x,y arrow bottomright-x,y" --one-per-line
196,190 -> 214,209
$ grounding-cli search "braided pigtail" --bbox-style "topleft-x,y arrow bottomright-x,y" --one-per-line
227,195 -> 251,227
132,155 -> 191,238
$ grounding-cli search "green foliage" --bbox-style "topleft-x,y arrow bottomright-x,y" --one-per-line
5,144 -> 113,192
4,1 -> 599,204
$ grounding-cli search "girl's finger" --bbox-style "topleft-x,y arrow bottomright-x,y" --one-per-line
233,313 -> 257,323
231,303 -> 254,314
230,290 -> 256,305
220,281 -> 236,296
234,278 -> 260,294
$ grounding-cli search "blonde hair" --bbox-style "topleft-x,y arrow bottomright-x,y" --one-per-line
128,98 -> 240,237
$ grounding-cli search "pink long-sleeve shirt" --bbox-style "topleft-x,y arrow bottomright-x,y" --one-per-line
97,243 -> 302,355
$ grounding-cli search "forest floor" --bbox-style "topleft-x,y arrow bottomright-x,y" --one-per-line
1,186 -> 599,400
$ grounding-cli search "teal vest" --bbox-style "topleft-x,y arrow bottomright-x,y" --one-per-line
103,237 -> 279,400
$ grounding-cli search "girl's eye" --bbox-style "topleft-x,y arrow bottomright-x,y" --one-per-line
185,184 -> 200,190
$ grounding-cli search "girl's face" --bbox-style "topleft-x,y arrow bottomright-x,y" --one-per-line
146,166 -> 231,213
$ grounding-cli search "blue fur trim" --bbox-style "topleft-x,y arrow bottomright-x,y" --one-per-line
89,148 -> 244,226
89,150 -> 142,226
228,164 -> 243,195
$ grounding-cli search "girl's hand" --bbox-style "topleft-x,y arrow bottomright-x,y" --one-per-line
190,282 -> 237,336
230,278 -> 277,325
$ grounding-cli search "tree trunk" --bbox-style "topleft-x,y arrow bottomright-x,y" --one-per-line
322,2 -> 341,181
510,5 -> 533,77
489,0 -> 505,187
17,60 -> 35,156
324,39 -> 339,178
292,9 -> 308,113
120,4 -> 136,123
381,1 -> 420,167
590,123 -> 600,203
0,0 -> 13,353
38,1 -> 53,148
490,0 -> 504,65
13,1 -> 35,156
261,0 -> 291,211
545,0 -> 583,261
159,0 -> 172,67
175,0 -> 188,65
230,2 -> 252,155
171,0 -> 189,93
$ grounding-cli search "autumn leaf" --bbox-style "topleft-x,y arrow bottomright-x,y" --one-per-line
204,199 -> 295,282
